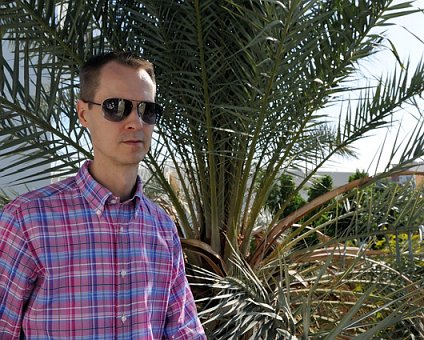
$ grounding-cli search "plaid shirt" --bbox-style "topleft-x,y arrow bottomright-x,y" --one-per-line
0,161 -> 205,339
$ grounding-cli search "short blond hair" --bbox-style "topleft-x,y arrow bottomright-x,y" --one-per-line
79,51 -> 155,101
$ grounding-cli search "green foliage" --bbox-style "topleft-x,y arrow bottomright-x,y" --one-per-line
265,173 -> 306,219
305,175 -> 334,232
349,169 -> 369,182
1,0 -> 424,337
307,175 -> 333,202
0,191 -> 10,209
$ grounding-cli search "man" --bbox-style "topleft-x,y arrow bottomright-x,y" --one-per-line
0,51 -> 206,339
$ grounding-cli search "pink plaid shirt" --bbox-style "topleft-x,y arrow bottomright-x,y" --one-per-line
0,161 -> 205,339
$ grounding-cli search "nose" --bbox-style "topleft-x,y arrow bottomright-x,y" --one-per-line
124,106 -> 144,129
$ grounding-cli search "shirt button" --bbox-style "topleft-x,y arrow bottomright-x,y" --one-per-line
120,270 -> 127,278
95,209 -> 102,216
120,227 -> 125,233
121,314 -> 127,323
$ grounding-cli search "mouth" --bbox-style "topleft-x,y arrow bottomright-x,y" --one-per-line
122,139 -> 143,145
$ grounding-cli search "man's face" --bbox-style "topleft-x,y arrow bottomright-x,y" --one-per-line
77,61 -> 156,170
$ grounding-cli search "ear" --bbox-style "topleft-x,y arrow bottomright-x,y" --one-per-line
77,99 -> 89,128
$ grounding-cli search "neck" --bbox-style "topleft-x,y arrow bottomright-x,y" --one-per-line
88,160 -> 139,201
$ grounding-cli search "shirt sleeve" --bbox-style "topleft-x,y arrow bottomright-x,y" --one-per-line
0,208 -> 37,339
163,230 -> 206,340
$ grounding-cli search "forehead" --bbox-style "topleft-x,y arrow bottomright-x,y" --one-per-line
100,61 -> 152,81
96,61 -> 156,100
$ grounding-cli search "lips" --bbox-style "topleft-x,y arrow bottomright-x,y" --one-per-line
122,139 -> 143,145
123,139 -> 142,143
121,134 -> 144,143
121,133 -> 145,147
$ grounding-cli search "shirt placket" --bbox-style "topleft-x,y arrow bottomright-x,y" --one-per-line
117,221 -> 131,337
107,198 -> 133,338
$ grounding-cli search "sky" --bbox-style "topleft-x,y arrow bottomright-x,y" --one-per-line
325,0 -> 424,174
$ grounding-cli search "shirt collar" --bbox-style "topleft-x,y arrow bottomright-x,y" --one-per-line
76,160 -> 143,215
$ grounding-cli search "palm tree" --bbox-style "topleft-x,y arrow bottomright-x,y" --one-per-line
1,0 -> 424,337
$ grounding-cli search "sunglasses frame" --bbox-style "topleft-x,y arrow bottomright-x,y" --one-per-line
82,98 -> 162,124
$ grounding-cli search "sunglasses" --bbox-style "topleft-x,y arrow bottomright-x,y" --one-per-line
82,98 -> 162,124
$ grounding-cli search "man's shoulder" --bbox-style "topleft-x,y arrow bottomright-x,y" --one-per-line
3,176 -> 78,214
139,194 -> 178,233
140,194 -> 171,219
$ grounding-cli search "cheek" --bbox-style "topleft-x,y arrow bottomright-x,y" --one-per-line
90,125 -> 116,150
144,127 -> 154,145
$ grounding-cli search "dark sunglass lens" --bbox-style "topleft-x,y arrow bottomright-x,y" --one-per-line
137,102 -> 158,125
153,104 -> 162,124
102,98 -> 132,122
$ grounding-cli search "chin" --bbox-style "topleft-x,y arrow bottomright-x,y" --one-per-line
129,155 -> 146,165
